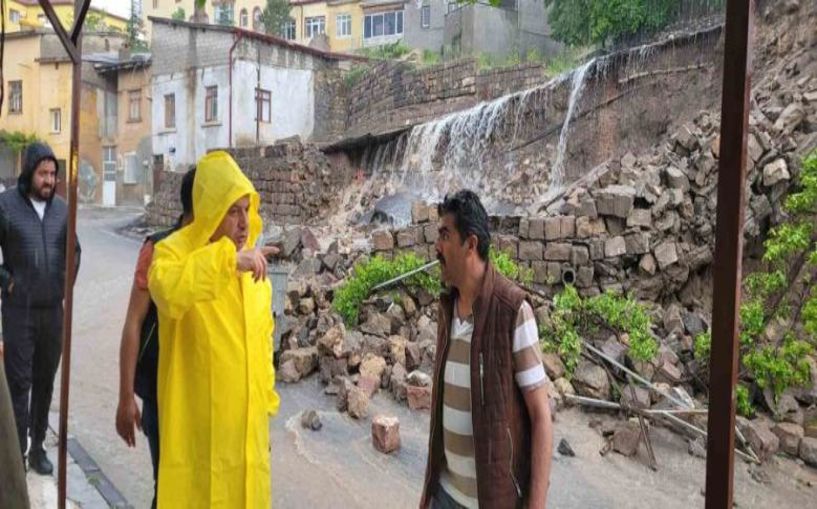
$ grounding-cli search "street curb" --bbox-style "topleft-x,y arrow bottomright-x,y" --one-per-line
46,417 -> 131,509
66,437 -> 131,508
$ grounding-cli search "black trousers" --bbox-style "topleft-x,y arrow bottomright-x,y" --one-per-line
1,304 -> 63,456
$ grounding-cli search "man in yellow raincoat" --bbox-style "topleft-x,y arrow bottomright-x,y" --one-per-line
148,151 -> 280,508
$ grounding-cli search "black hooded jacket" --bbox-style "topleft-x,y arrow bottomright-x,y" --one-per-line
0,142 -> 81,308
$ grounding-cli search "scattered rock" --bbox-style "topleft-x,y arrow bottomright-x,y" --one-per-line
557,438 -> 575,457
359,353 -> 388,380
318,323 -> 346,358
372,230 -> 395,251
604,236 -> 627,258
298,298 -> 316,315
596,185 -> 636,218
745,419 -> 780,462
357,375 -> 381,399
390,363 -> 409,401
572,361 -> 611,400
612,422 -> 642,456
360,313 -> 392,337
301,410 -> 322,431
620,384 -> 651,410
407,385 -> 432,410
407,370 -> 433,387
279,347 -> 318,380
664,166 -> 690,191
347,386 -> 370,419
800,437 -> 817,467
372,415 -> 401,454
388,335 -> 407,367
542,353 -> 566,380
554,378 -> 576,399
762,158 -> 791,187
278,359 -> 301,383
688,437 -> 707,459
772,422 -> 804,456
654,241 -> 679,270
773,102 -> 806,133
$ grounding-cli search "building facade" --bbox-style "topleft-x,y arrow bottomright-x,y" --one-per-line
149,17 -> 355,172
3,0 -> 128,33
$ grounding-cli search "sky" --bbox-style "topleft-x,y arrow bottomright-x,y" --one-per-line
92,0 -> 131,18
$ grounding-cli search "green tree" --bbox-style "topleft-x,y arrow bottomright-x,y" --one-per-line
127,0 -> 149,51
171,7 -> 186,21
83,11 -> 109,32
260,0 -> 291,37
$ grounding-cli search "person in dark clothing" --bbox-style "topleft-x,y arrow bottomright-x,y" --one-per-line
115,167 -> 195,509
0,142 -> 81,475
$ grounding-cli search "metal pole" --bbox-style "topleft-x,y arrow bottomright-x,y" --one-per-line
705,0 -> 753,507
37,1 -> 89,507
370,259 -> 440,292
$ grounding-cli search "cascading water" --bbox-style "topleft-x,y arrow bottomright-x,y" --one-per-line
551,59 -> 594,190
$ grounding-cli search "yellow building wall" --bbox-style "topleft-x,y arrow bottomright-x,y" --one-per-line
3,1 -> 127,33
0,35 -> 71,169
142,0 -> 364,53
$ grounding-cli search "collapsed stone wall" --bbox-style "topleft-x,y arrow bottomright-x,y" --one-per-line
145,140 -> 355,227
343,59 -> 552,140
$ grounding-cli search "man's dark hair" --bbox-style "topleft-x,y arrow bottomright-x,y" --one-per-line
180,166 -> 196,217
438,190 -> 491,261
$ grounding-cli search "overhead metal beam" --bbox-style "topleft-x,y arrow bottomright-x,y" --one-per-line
37,0 -> 80,64
705,0 -> 754,508
69,0 -> 91,44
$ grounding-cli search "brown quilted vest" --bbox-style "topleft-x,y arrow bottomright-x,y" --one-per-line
420,263 -> 531,509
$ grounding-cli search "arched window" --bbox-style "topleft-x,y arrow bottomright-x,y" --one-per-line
253,7 -> 262,31
240,8 -> 248,28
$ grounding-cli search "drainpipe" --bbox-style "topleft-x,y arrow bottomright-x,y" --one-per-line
228,31 -> 245,148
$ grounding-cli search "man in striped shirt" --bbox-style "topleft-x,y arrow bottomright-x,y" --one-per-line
421,190 -> 553,509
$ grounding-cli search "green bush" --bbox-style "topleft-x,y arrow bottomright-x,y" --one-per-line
742,335 -> 813,402
332,253 -> 441,326
540,286 -> 657,376
332,245 -> 538,327
343,66 -> 368,88
422,49 -> 441,66
733,149 -> 817,401
736,384 -> 755,418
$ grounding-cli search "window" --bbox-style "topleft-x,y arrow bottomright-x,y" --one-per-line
421,4 -> 431,28
240,8 -> 248,27
214,1 -> 235,26
283,19 -> 296,40
9,81 -> 22,114
128,90 -> 141,122
252,7 -> 262,30
364,11 -> 403,39
255,88 -> 271,123
205,86 -> 218,122
124,153 -> 139,185
50,109 -> 61,133
10,10 -> 21,24
336,14 -> 351,38
305,16 -> 325,39
164,94 -> 176,129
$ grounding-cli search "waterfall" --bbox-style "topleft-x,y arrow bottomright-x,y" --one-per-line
552,58 -> 595,190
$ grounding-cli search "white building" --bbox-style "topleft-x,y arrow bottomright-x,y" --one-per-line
149,17 -> 356,171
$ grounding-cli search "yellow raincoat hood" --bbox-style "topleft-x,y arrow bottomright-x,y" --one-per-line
186,150 -> 263,251
148,151 -> 278,508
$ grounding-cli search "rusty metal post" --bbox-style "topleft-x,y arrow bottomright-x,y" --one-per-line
705,0 -> 754,507
36,2 -> 89,508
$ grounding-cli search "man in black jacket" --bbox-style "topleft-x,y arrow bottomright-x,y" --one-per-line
0,142 -> 81,475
